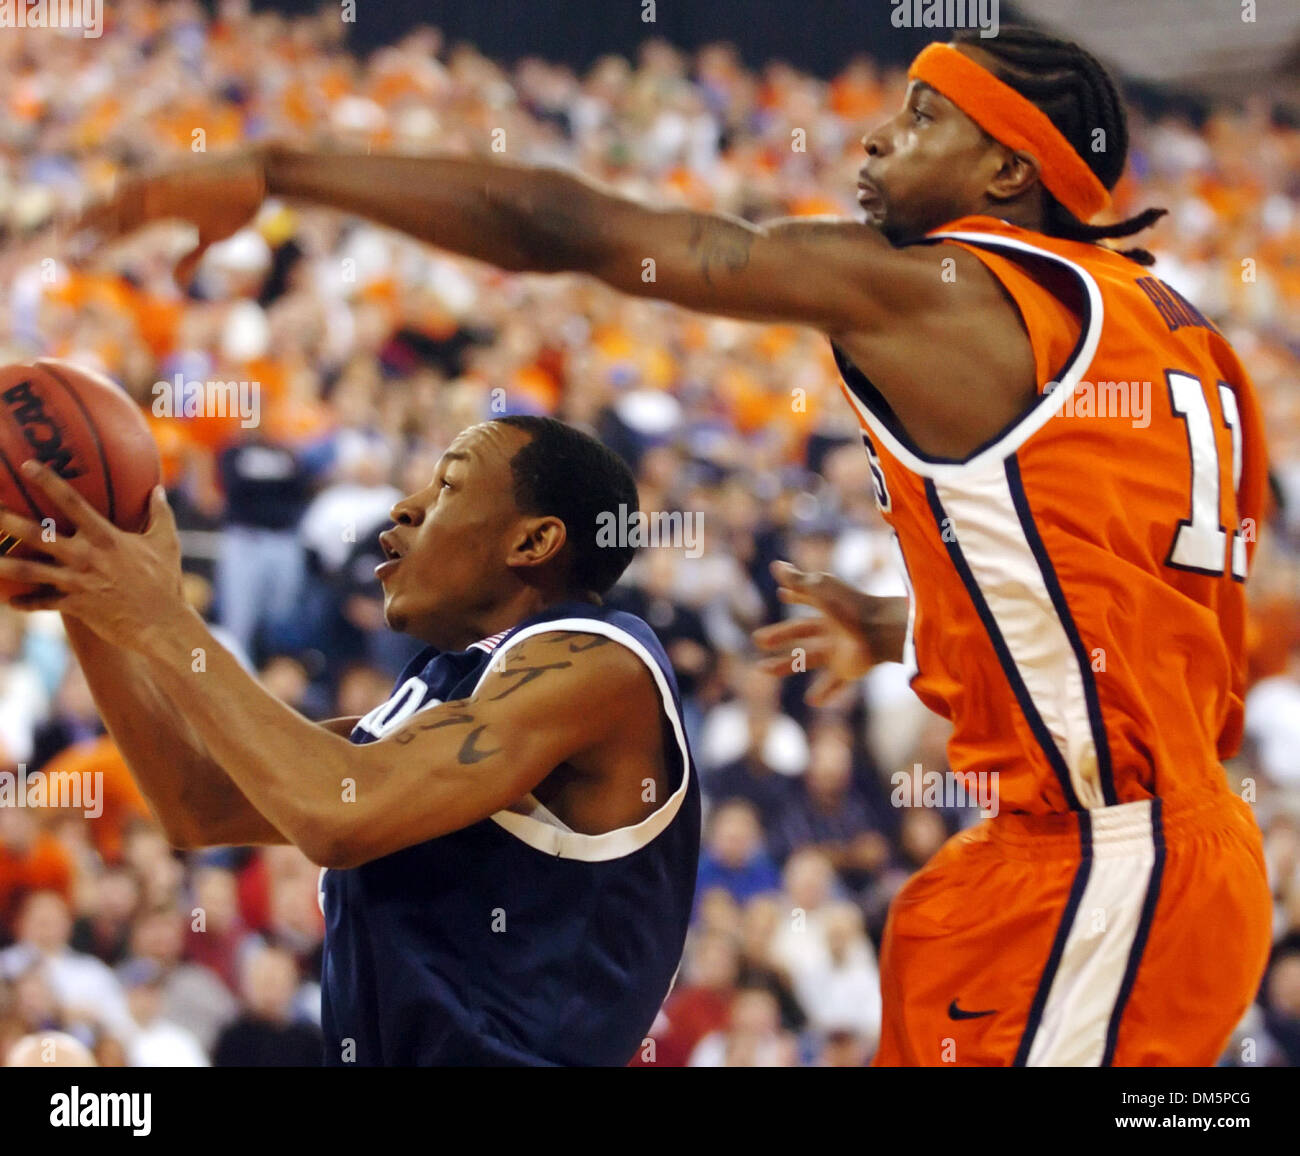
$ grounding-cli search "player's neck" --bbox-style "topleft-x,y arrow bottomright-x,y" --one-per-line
975,192 -> 1046,233
431,588 -> 599,651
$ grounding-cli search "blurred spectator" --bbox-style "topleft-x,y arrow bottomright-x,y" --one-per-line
119,958 -> 208,1067
69,865 -> 139,967
214,429 -> 314,663
1259,936 -> 1300,1066
815,1027 -> 873,1067
1245,650 -> 1300,788
212,945 -> 324,1066
30,661 -> 104,771
647,928 -> 738,1066
4,1029 -> 98,1067
688,986 -> 799,1067
769,719 -> 892,879
36,736 -> 153,866
699,663 -> 809,777
0,607 -> 49,766
185,866 -> 254,995
704,750 -> 794,844
735,894 -> 806,1032
769,848 -> 840,979
126,904 -> 238,1055
695,800 -> 782,914
788,901 -> 882,1050
0,809 -> 73,938
0,890 -> 134,1046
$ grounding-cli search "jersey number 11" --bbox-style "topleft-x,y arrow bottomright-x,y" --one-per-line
1166,371 -> 1246,581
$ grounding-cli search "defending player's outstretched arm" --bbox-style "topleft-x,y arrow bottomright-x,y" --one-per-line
68,145 -> 1036,457
74,145 -> 949,330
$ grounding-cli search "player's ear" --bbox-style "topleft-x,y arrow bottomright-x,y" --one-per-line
986,147 -> 1041,204
506,515 -> 567,573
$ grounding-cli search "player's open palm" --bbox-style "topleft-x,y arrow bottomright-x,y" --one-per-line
752,560 -> 903,707
66,148 -> 268,288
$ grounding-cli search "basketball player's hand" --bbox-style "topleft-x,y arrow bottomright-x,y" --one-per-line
0,461 -> 184,648
752,560 -> 905,707
64,147 -> 268,288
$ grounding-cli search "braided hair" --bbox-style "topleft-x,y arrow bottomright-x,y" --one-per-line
951,27 -> 1166,265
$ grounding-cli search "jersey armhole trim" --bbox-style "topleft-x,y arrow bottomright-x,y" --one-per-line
837,231 -> 1104,481
469,617 -> 693,863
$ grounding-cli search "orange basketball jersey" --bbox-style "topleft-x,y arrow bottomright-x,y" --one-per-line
832,215 -> 1269,815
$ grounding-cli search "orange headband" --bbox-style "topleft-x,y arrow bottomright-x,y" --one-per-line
907,42 -> 1112,221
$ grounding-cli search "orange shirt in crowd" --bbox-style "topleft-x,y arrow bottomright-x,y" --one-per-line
37,737 -> 153,866
0,830 -> 73,933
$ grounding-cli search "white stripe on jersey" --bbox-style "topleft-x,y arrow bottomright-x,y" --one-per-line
1025,800 -> 1159,1066
933,466 -> 1104,809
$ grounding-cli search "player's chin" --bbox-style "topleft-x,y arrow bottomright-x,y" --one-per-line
380,596 -> 408,634
859,202 -> 887,231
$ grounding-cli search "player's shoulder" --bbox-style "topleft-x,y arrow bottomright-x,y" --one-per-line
495,605 -> 673,695
922,215 -> 1142,281
502,602 -> 664,654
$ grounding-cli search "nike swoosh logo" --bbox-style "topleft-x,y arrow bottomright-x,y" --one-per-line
948,999 -> 997,1021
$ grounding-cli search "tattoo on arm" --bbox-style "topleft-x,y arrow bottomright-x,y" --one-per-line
488,659 -> 573,700
545,631 -> 614,653
458,725 -> 502,765
385,701 -> 499,765
392,712 -> 476,746
688,217 -> 754,286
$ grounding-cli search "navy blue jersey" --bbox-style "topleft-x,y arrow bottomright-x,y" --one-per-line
318,601 -> 700,1066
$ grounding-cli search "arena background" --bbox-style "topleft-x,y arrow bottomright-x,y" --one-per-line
0,0 -> 1297,1068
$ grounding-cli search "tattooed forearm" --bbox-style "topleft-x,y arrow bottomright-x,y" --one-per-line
688,217 -> 754,286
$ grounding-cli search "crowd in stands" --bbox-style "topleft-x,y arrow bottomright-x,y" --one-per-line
0,1 -> 1297,1066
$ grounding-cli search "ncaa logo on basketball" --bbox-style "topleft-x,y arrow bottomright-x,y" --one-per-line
2,379 -> 85,480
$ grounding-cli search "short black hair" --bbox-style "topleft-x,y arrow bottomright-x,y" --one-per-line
952,26 -> 1167,265
494,415 -> 639,596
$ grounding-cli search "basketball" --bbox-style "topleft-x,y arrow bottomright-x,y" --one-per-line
0,358 -> 161,599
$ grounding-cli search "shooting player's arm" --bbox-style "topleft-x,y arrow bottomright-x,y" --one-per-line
132,610 -> 656,868
62,617 -> 290,848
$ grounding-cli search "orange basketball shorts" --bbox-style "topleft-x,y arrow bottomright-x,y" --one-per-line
873,789 -> 1272,1066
